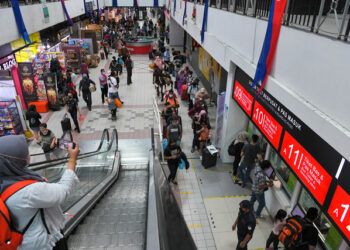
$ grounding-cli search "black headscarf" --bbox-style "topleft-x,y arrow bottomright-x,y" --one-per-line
0,135 -> 43,194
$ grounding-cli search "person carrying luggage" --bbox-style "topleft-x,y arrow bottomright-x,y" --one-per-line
197,121 -> 210,160
79,74 -> 96,111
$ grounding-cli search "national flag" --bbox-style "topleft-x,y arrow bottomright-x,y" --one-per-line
182,0 -> 187,25
251,0 -> 287,96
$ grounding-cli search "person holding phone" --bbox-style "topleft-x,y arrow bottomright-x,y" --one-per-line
39,123 -> 56,154
0,135 -> 80,249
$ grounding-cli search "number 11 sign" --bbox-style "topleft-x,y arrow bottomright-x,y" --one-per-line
280,131 -> 332,205
328,186 -> 350,240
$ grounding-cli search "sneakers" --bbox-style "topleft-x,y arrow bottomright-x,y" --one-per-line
199,156 -> 202,161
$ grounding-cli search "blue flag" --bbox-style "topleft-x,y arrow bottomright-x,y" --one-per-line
10,0 -> 31,44
201,0 -> 209,43
154,0 -> 158,8
182,0 -> 187,25
112,0 -> 118,7
173,0 -> 176,15
83,0 -> 90,17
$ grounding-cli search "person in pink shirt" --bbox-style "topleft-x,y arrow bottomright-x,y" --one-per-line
99,69 -> 108,104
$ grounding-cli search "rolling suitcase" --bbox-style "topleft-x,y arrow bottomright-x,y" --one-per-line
100,51 -> 105,60
61,114 -> 72,132
202,146 -> 217,168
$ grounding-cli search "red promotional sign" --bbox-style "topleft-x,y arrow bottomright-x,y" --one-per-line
252,101 -> 283,149
328,186 -> 350,240
281,131 -> 332,205
233,81 -> 253,116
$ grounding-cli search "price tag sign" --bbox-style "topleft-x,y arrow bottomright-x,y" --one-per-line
328,186 -> 350,240
281,131 -> 332,205
233,81 -> 253,116
252,101 -> 283,149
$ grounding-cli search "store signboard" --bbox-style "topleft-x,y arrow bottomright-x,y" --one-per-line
233,80 -> 253,115
18,63 -> 38,103
0,55 -> 16,71
232,67 -> 350,242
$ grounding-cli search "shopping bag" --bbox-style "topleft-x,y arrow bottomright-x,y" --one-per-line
79,114 -> 84,121
162,139 -> 168,150
115,98 -> 123,108
179,159 -> 185,170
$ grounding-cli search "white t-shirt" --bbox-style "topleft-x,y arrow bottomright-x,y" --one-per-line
71,73 -> 79,87
108,76 -> 118,94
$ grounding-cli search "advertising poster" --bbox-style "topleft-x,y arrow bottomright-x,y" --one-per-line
61,45 -> 81,71
33,55 -> 48,101
44,73 -> 58,106
198,47 -> 222,94
18,63 -> 37,103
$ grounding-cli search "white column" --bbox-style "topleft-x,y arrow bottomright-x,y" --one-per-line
219,62 -> 249,162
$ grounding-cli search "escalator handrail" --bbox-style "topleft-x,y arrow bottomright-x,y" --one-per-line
28,129 -> 110,167
28,129 -> 118,171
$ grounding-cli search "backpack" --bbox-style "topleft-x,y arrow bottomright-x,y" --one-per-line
30,118 -> 36,125
278,216 -> 304,249
0,180 -> 39,249
228,140 -> 236,156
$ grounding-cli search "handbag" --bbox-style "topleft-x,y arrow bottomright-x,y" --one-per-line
61,114 -> 72,132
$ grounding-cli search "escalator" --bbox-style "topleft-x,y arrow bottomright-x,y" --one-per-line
30,129 -> 197,250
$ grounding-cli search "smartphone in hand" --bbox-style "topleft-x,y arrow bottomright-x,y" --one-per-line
58,139 -> 76,150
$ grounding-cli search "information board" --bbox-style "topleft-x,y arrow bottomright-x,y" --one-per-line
232,67 -> 350,243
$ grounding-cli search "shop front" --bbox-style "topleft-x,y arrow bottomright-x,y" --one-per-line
231,66 -> 350,249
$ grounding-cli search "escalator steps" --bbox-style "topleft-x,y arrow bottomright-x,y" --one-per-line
68,166 -> 148,249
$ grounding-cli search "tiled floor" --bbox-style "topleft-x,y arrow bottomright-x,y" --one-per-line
27,46 -> 274,249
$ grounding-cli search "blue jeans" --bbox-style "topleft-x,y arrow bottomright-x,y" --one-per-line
250,192 -> 265,216
238,163 -> 253,186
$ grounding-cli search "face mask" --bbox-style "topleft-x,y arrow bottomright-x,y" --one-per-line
169,94 -> 173,98
239,208 -> 245,214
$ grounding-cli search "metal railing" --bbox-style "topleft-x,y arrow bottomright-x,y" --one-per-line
152,95 -> 165,162
190,0 -> 350,41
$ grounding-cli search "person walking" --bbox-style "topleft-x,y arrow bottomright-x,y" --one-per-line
25,104 -> 41,145
166,117 -> 182,146
79,74 -> 96,111
230,131 -> 249,177
65,92 -> 80,133
188,78 -> 200,110
125,56 -> 133,85
295,207 -> 319,250
80,60 -> 89,79
236,134 -> 260,188
265,209 -> 287,250
232,200 -> 256,250
164,139 -> 181,185
249,160 -> 274,218
107,71 -> 119,120
109,56 -> 118,73
103,45 -> 109,60
99,69 -> 108,104
0,134 -> 80,250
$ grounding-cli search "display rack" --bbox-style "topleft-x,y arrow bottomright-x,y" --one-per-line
0,100 -> 23,136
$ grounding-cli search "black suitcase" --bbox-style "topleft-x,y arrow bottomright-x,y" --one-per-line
61,114 -> 72,132
202,147 -> 217,168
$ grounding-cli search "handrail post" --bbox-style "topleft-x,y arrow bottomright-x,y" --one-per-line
338,0 -> 350,39
315,0 -> 326,33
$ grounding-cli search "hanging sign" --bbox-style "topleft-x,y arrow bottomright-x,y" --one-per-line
0,55 -> 16,71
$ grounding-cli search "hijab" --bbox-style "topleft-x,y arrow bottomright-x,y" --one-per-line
0,135 -> 43,193
235,131 -> 249,145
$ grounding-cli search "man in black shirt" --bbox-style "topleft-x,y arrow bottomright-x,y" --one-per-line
164,139 -> 181,185
65,92 -> 80,133
232,200 -> 256,250
296,207 -> 318,250
125,56 -> 133,85
79,74 -> 96,111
